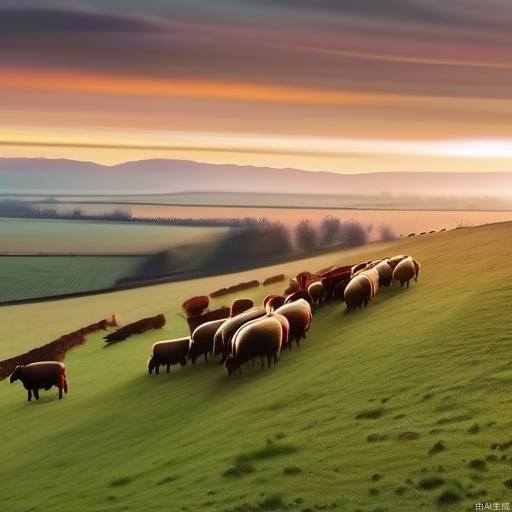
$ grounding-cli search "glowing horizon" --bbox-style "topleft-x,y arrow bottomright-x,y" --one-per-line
1,1 -> 512,173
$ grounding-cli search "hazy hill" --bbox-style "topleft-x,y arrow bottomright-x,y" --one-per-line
1,157 -> 512,198
1,223 -> 512,511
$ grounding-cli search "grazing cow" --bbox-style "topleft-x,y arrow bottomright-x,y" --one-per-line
147,338 -> 189,375
9,361 -> 68,402
393,257 -> 420,288
224,316 -> 284,375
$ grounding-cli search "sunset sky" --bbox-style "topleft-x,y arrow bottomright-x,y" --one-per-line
1,0 -> 512,172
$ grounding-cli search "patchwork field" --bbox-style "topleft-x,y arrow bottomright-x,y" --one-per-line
1,222 -> 512,512
0,255 -> 146,303
0,217 -> 228,254
0,217 -> 230,302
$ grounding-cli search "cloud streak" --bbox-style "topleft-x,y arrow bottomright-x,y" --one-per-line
0,5 -> 166,33
1,1 -> 512,170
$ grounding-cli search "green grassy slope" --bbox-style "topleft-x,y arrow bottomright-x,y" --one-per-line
1,222 -> 512,512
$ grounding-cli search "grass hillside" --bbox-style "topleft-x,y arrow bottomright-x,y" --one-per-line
1,222 -> 512,512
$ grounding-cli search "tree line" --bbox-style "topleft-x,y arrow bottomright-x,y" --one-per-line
0,200 -> 396,255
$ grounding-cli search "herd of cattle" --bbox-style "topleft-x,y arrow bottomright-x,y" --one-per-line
9,254 -> 420,401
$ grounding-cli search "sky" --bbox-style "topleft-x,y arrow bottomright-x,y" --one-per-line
1,0 -> 512,172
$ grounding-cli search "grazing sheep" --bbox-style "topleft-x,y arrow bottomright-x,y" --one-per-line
387,255 -> 408,269
393,257 -> 420,288
344,268 -> 379,311
9,361 -> 68,402
224,316 -> 284,375
307,281 -> 325,309
189,319 -> 226,364
364,267 -> 380,299
351,261 -> 370,276
320,265 -> 353,301
344,275 -> 371,310
263,294 -> 286,311
285,289 -> 314,307
186,307 -> 230,335
284,279 -> 300,296
213,307 -> 267,362
374,259 -> 394,287
274,299 -> 312,348
270,313 -> 290,351
263,301 -> 291,351
147,338 -> 189,375
230,298 -> 254,317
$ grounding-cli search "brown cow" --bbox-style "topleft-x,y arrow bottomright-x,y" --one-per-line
10,361 -> 68,402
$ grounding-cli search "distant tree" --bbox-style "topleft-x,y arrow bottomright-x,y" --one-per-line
111,209 -> 132,221
206,221 -> 293,273
340,219 -> 368,247
295,219 -> 318,253
378,224 -> 396,241
319,216 -> 342,245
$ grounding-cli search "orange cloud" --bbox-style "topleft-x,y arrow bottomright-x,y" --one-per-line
0,68 -> 444,107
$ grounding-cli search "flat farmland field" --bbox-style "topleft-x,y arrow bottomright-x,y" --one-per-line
0,255 -> 145,302
0,217 -> 228,254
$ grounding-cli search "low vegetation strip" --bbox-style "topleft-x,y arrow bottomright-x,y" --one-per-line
103,314 -> 166,344
263,273 -> 285,285
0,318 -> 115,380
210,280 -> 260,298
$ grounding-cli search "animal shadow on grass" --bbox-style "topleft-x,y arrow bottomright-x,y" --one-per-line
109,476 -> 134,487
372,285 -> 408,306
205,352 -> 298,401
343,285 -> 404,317
355,407 -> 385,420
21,392 -> 63,407
223,439 -> 298,478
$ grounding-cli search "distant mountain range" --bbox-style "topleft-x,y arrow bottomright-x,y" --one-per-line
1,157 -> 511,199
